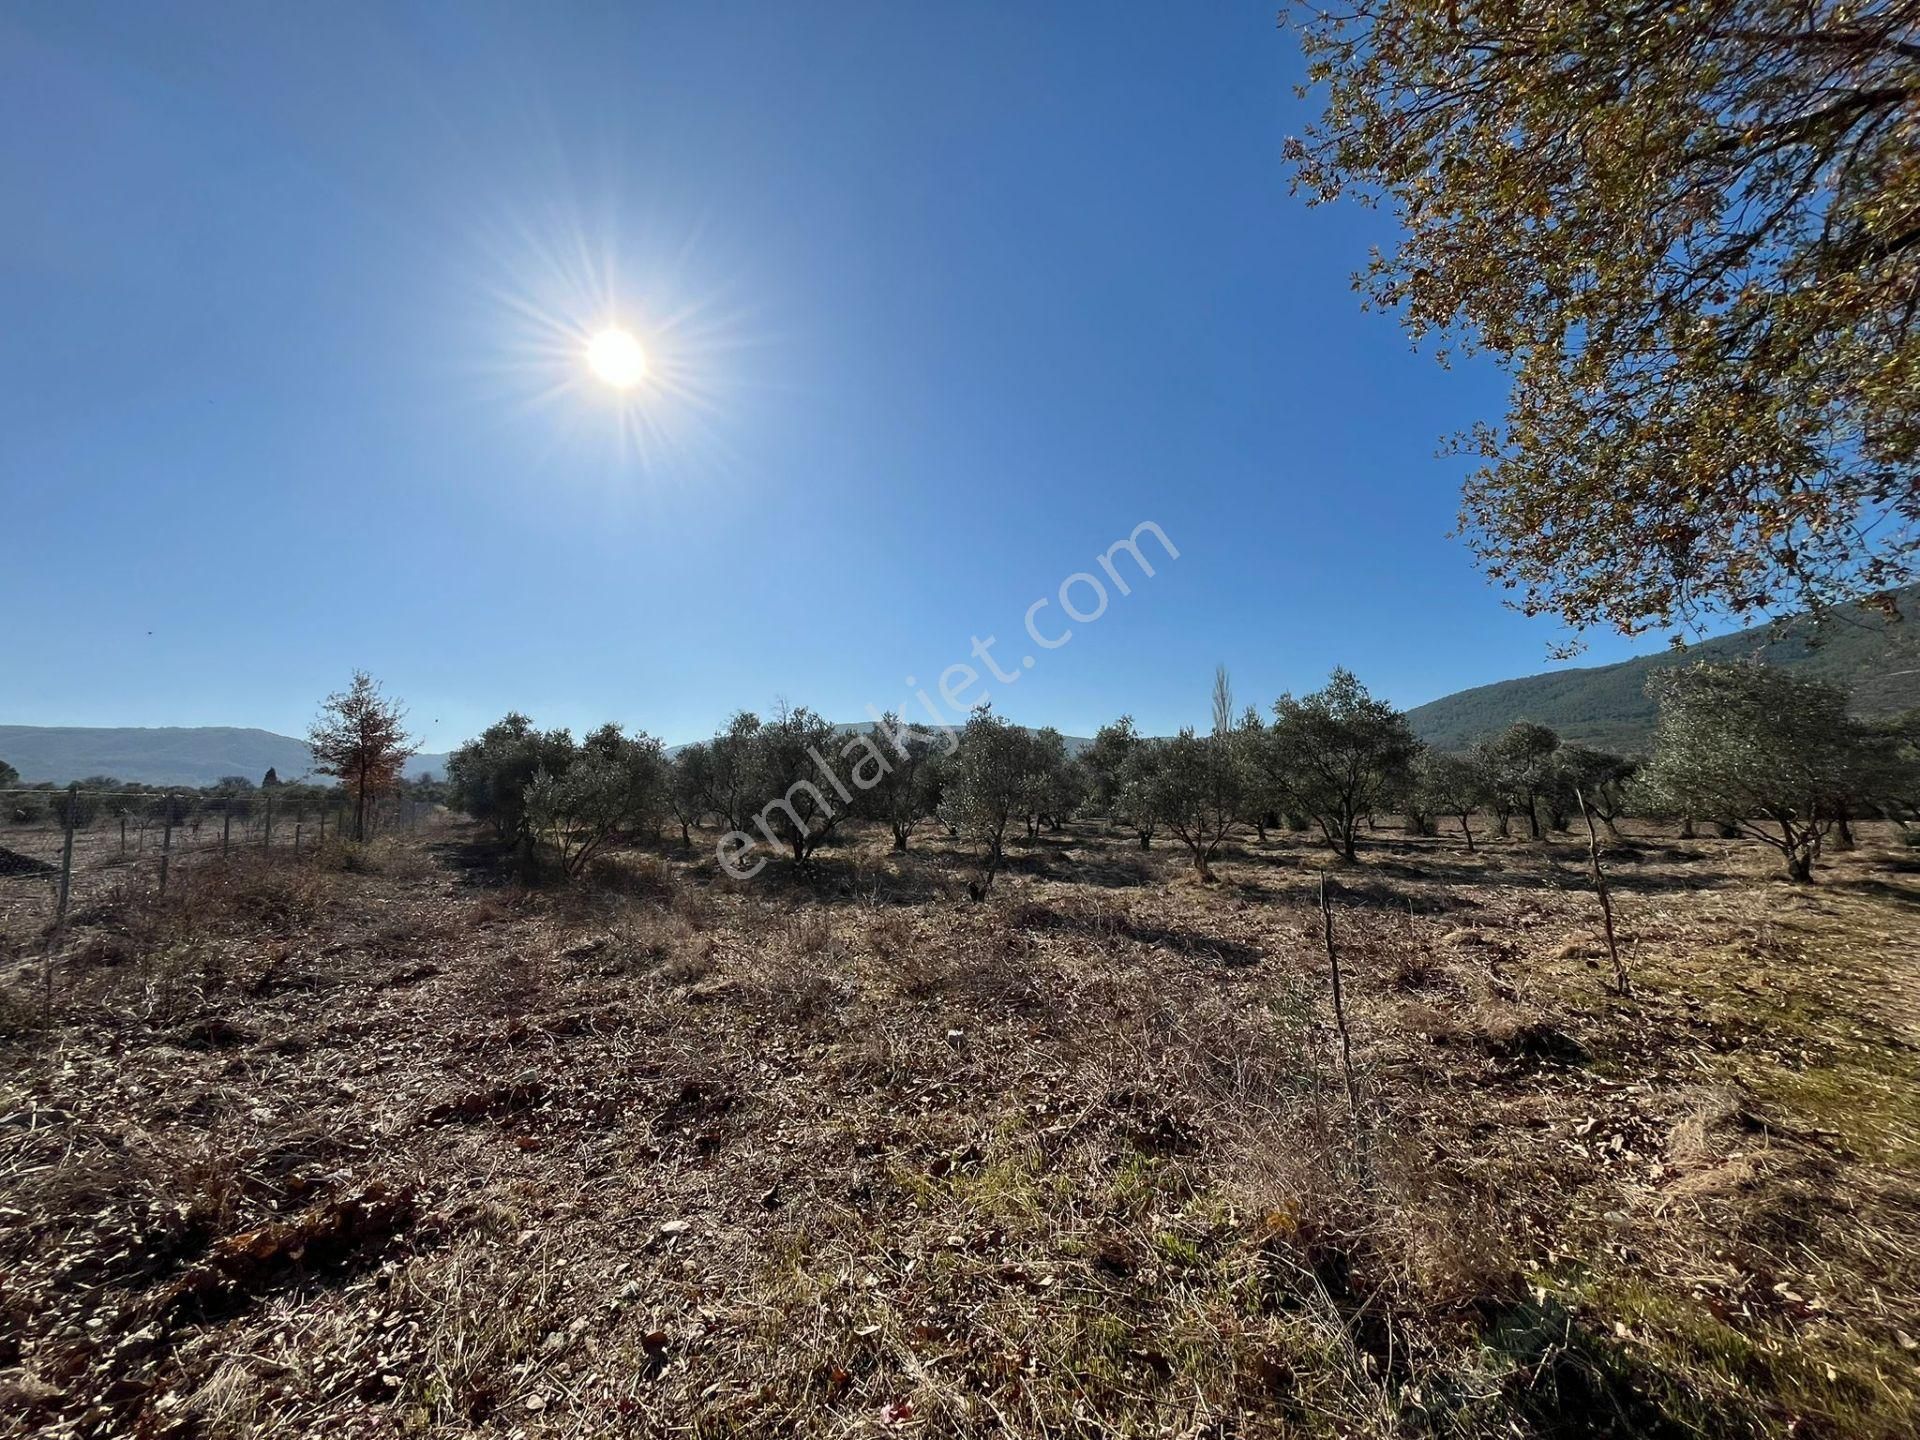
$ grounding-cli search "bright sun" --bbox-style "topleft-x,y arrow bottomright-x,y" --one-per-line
586,327 -> 647,388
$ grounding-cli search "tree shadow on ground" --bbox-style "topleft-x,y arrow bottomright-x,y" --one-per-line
1052,851 -> 1155,889
1475,1296 -> 1703,1439
1313,876 -> 1479,915
1586,864 -> 1741,896
739,850 -> 952,906
1824,875 -> 1920,912
1004,898 -> 1265,967
1360,857 -> 1514,890
1349,839 -> 1745,898
426,834 -> 520,888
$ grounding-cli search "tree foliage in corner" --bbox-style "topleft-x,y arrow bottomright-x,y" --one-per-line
1287,2 -> 1920,637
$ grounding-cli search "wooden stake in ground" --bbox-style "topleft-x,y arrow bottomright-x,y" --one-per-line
1575,786 -> 1631,997
1318,875 -> 1360,1116
47,782 -> 77,1024
159,793 -> 174,896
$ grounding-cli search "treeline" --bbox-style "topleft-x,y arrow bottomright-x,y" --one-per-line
444,661 -> 1920,890
0,765 -> 448,831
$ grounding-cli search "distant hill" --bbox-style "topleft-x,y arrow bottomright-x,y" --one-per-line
1406,584 -> 1920,754
0,726 -> 449,788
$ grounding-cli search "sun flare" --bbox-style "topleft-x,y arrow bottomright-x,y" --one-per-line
586,326 -> 647,388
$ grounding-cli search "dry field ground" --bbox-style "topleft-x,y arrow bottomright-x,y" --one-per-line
2,816 -> 1917,1438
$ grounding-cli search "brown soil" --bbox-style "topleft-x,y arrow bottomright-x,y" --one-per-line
2,818 -> 1916,1438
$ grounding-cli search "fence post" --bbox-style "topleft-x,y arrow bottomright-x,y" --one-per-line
295,808 -> 303,854
159,793 -> 174,896
1318,876 -> 1360,1119
318,805 -> 326,845
264,792 -> 274,851
55,783 -> 77,926
119,815 -> 127,856
222,803 -> 231,856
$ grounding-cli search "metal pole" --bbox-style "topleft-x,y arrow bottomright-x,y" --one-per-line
222,803 -> 231,856
119,815 -> 127,855
264,792 -> 274,851
159,794 -> 174,896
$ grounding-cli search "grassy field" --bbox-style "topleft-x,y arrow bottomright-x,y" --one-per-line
2,816 -> 1916,1438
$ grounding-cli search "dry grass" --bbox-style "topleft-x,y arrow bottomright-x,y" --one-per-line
1,816 -> 1916,1438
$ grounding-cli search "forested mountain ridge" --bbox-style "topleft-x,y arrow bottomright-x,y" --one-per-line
1406,585 -> 1920,753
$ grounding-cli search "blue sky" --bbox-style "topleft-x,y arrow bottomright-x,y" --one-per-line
3,2 -> 1670,752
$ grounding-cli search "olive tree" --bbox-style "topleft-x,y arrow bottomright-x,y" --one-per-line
700,712 -> 767,836
1084,716 -> 1144,827
1116,741 -> 1163,851
1226,706 -> 1278,841
1268,669 -> 1420,862
1640,663 -> 1864,882
447,713 -> 576,846
940,711 -> 1041,897
867,711 -> 940,851
1020,727 -> 1076,838
1477,722 -> 1561,839
1858,710 -> 1920,830
525,726 -> 667,877
666,744 -> 711,849
1553,746 -> 1639,842
1417,749 -> 1493,851
1143,728 -> 1248,881
736,705 -> 854,866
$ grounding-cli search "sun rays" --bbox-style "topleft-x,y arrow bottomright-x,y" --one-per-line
457,193 -> 763,488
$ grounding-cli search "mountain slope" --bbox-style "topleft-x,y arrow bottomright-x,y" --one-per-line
0,726 -> 448,787
1406,585 -> 1920,753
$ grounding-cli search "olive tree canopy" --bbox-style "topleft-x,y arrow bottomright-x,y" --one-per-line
1143,728 -> 1248,880
941,712 -> 1043,897
1640,662 -> 1865,880
1268,668 -> 1420,861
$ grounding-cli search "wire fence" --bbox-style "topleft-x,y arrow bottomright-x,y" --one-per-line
0,786 -> 434,946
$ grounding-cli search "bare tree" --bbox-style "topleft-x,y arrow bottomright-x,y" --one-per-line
309,671 -> 416,842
